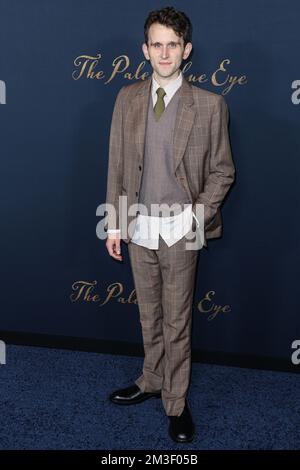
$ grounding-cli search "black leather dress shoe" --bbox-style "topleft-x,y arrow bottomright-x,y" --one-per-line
168,400 -> 195,443
109,384 -> 161,405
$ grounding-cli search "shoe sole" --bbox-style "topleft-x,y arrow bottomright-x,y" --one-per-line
109,393 -> 161,405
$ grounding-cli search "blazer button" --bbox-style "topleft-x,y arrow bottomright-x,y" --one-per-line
139,165 -> 142,171
135,192 -> 138,197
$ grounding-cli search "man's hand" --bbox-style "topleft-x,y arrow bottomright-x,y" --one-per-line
106,233 -> 123,261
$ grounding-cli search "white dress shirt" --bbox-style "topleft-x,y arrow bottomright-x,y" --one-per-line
108,71 -> 201,249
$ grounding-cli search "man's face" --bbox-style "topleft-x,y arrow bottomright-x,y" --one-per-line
142,23 -> 192,83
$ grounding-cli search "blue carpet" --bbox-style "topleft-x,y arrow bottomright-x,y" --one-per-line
0,345 -> 299,450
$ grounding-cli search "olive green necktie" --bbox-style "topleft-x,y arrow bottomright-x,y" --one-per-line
154,87 -> 166,121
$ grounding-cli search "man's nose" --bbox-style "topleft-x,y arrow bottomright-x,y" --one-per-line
161,46 -> 169,58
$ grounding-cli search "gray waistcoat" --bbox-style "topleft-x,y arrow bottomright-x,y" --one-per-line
139,87 -> 190,217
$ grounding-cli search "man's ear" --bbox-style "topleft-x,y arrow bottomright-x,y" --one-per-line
142,43 -> 150,61
183,42 -> 193,60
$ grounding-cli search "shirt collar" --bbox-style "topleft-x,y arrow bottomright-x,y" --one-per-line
151,71 -> 182,100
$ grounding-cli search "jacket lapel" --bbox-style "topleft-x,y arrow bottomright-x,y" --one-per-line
134,77 -> 151,164
173,76 -> 196,172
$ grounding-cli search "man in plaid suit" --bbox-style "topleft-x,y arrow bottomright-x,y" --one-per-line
104,7 -> 235,443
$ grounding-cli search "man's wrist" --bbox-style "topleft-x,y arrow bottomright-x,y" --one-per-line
107,229 -> 121,239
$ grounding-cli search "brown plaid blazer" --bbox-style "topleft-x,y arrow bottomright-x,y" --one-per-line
104,75 -> 235,244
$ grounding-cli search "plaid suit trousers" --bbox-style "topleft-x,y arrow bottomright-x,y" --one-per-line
128,230 -> 199,417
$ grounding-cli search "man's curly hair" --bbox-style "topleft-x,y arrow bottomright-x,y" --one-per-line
144,6 -> 192,47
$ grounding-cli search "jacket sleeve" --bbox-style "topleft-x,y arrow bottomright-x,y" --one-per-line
104,87 -> 125,232
192,95 -> 235,227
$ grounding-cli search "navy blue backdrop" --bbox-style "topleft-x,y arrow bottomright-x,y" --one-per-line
1,0 -> 299,371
